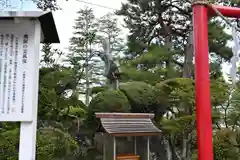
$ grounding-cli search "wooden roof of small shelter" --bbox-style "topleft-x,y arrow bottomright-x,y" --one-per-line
95,113 -> 162,137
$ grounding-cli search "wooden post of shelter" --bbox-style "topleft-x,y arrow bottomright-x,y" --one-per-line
95,113 -> 162,160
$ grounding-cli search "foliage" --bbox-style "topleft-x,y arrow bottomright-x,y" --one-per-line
87,89 -> 131,129
156,78 -> 195,108
38,66 -> 85,121
0,127 -> 19,160
37,127 -> 82,159
2,0 -> 240,159
115,0 -> 236,159
0,125 -> 83,160
119,81 -> 165,114
68,7 -> 101,106
88,89 -> 130,114
97,13 -> 125,58
213,129 -> 240,160
90,86 -> 109,95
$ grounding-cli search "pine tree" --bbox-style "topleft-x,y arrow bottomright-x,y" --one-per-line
98,13 -> 125,58
117,0 -> 234,159
68,7 -> 100,106
96,13 -> 125,89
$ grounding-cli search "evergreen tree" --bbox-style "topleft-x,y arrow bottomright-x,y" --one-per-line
98,13 -> 125,58
2,1 -> 240,159
68,7 -> 101,106
116,0 -> 234,159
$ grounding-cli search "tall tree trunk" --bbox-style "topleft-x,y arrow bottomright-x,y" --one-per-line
165,35 -> 173,78
85,19 -> 90,106
85,43 -> 90,106
183,30 -> 194,78
181,27 -> 194,160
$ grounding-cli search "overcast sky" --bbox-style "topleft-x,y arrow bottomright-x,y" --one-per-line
8,0 -> 128,51
53,0 -> 128,51
5,0 -> 231,78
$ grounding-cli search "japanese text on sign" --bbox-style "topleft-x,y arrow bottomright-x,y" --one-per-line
0,33 -> 29,118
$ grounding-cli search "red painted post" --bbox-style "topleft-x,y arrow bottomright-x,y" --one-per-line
210,5 -> 240,18
192,2 -> 214,160
192,2 -> 240,160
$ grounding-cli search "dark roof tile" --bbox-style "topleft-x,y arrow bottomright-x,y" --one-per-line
95,113 -> 162,136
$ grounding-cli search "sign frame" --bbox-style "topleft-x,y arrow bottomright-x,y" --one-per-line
0,11 -> 59,160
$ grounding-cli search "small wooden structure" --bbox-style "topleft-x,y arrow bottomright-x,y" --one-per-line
95,113 -> 162,160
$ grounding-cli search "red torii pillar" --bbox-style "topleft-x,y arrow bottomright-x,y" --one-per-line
193,1 -> 240,160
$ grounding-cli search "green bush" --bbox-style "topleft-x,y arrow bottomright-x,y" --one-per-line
87,90 -> 131,128
119,81 -> 161,113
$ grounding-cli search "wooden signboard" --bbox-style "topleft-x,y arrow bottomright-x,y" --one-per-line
0,19 -> 38,122
0,11 -> 59,160
116,154 -> 140,160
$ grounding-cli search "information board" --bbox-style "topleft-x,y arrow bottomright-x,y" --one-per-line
0,19 -> 38,122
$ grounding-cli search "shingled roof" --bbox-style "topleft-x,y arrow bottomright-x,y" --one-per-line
95,113 -> 162,136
